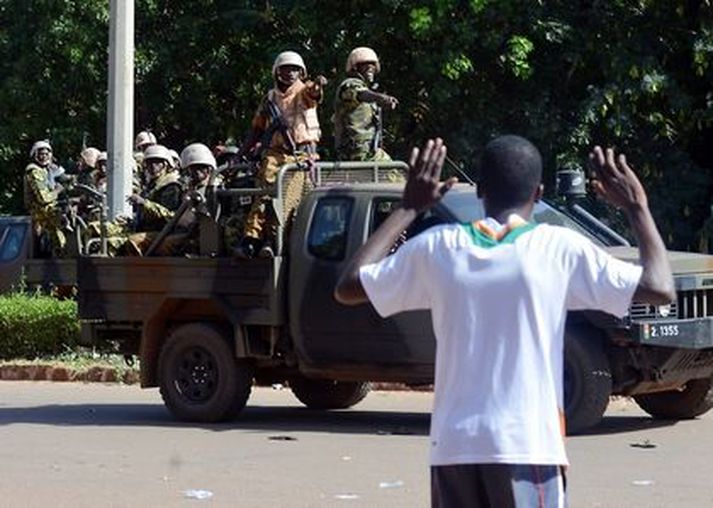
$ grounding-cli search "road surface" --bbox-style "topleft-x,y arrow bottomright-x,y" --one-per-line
0,382 -> 712,507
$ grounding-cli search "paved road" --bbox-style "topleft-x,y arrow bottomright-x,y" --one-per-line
0,382 -> 712,507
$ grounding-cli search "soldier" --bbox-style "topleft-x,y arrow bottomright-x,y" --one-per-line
24,140 -> 66,256
234,50 -> 327,259
133,130 -> 157,169
76,147 -> 101,186
128,144 -> 183,233
93,151 -> 108,193
333,47 -> 399,162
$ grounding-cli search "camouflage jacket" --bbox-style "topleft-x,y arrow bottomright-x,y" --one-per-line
24,163 -> 60,214
333,76 -> 381,160
139,171 -> 184,230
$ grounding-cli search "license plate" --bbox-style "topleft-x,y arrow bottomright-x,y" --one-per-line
635,318 -> 713,349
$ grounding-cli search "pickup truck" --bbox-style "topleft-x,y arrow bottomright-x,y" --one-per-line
3,161 -> 713,434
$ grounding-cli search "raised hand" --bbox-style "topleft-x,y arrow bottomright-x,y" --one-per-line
589,146 -> 648,213
402,138 -> 457,213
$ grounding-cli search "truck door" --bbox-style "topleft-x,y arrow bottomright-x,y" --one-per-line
289,192 -> 435,381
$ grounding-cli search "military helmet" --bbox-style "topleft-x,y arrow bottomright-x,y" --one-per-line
79,147 -> 101,169
30,140 -> 52,158
96,151 -> 108,164
168,149 -> 181,169
180,143 -> 216,170
346,47 -> 381,74
272,51 -> 306,78
142,144 -> 172,165
134,131 -> 157,151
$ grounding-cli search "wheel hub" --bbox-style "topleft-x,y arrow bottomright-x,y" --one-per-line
174,346 -> 218,403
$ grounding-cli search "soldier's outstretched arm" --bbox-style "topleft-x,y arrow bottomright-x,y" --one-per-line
356,90 -> 399,110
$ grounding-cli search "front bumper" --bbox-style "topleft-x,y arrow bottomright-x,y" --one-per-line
632,318 -> 713,349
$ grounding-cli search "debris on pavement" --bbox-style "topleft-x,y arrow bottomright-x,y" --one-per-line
183,489 -> 214,500
629,439 -> 657,449
379,480 -> 404,489
631,480 -> 655,486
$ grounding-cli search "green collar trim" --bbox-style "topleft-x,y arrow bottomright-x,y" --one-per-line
461,221 -> 538,248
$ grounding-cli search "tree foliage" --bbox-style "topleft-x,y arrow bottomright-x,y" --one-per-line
1,0 -> 712,249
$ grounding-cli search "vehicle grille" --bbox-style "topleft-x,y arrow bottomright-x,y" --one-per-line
629,302 -> 679,320
678,289 -> 713,319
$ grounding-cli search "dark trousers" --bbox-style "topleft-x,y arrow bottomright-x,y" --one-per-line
431,463 -> 567,508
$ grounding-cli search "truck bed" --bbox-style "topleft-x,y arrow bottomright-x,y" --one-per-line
76,257 -> 285,326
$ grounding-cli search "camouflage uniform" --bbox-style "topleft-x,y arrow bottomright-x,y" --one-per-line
333,76 -> 391,162
243,79 -> 322,244
24,162 -> 65,256
125,171 -> 184,254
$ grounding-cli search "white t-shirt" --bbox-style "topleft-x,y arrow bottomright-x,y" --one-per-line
359,220 -> 643,466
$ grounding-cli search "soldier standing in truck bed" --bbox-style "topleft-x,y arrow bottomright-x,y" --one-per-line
24,140 -> 66,256
234,51 -> 327,259
333,47 -> 399,162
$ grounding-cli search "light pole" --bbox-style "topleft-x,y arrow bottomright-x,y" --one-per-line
106,0 -> 134,219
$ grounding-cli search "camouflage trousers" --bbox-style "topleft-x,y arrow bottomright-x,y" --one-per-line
337,148 -> 404,182
31,206 -> 66,257
243,150 -> 314,245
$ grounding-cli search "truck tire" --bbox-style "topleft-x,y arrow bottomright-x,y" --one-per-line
158,323 -> 253,423
290,378 -> 370,410
634,377 -> 713,419
564,327 -> 612,435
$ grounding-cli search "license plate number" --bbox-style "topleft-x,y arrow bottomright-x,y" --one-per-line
646,323 -> 680,338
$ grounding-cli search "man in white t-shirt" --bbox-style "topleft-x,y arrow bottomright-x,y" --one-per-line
334,136 -> 674,507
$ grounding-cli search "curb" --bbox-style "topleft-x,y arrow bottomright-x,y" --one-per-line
0,364 -> 139,384
0,364 -> 433,391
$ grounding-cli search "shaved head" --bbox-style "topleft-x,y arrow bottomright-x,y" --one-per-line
480,135 -> 542,211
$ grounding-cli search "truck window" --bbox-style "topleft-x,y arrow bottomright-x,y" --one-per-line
0,223 -> 27,262
308,197 -> 353,261
369,198 -> 444,251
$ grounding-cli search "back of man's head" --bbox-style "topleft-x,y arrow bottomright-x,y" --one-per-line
480,135 -> 542,211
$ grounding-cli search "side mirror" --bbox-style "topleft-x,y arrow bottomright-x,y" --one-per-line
556,168 -> 587,202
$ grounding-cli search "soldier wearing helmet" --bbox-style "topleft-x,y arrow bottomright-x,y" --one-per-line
333,47 -> 399,162
235,50 -> 328,258
24,140 -> 67,256
93,151 -> 108,193
127,144 -> 184,233
134,130 -> 157,168
76,147 -> 101,186
181,143 -> 221,195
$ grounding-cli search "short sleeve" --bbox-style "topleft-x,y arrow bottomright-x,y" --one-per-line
359,234 -> 434,317
565,232 -> 643,318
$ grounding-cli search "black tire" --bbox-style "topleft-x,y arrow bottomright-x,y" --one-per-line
290,378 -> 370,410
564,327 -> 612,434
158,323 -> 253,422
634,377 -> 713,419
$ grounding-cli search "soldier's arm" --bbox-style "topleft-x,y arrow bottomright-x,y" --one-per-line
304,76 -> 328,104
237,103 -> 269,159
356,90 -> 399,110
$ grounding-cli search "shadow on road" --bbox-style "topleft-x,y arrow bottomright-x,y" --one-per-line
0,402 -> 431,436
571,414 -> 679,436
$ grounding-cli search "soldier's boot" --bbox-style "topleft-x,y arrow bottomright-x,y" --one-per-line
233,236 -> 261,259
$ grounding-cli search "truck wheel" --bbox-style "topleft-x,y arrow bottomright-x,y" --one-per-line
290,378 -> 370,410
634,377 -> 713,419
564,327 -> 612,434
158,323 -> 253,423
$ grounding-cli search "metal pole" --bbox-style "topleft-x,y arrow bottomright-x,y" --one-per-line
106,0 -> 134,219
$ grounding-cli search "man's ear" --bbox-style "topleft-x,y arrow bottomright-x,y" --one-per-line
533,184 -> 544,202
